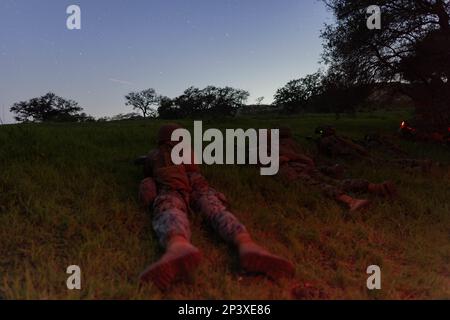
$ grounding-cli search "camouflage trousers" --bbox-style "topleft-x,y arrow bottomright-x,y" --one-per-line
319,136 -> 368,159
280,162 -> 369,198
152,172 -> 247,248
387,158 -> 432,170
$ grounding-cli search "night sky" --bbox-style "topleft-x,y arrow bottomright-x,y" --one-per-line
0,0 -> 332,123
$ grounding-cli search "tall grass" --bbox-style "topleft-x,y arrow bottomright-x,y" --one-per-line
0,112 -> 448,299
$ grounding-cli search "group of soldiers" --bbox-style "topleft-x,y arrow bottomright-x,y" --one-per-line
314,125 -> 434,171
135,123 -> 431,291
275,127 -> 397,212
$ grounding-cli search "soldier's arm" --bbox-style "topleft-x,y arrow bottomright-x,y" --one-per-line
340,136 -> 370,156
134,149 -> 159,177
139,177 -> 158,208
280,150 -> 315,166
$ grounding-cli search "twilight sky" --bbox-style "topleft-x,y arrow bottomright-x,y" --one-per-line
0,0 -> 332,123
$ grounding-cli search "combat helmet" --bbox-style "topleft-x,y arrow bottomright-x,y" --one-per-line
157,123 -> 183,145
315,125 -> 336,137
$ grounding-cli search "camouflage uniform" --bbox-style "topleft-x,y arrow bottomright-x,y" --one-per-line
138,124 -> 295,289
280,160 -> 369,198
277,128 -> 370,198
188,172 -> 247,243
142,145 -> 247,248
361,133 -> 434,170
388,158 -> 433,171
316,127 -> 433,170
152,186 -> 191,247
317,134 -> 370,159
360,133 -> 407,157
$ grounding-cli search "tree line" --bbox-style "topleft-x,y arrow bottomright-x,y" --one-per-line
9,85 -> 251,123
9,0 -> 449,130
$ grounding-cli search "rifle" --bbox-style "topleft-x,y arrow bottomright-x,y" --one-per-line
134,155 -> 148,166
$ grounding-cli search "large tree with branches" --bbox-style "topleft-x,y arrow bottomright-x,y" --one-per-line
125,88 -> 159,118
322,0 -> 450,130
10,92 -> 84,122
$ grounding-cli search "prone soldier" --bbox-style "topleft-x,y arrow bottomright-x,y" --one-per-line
314,125 -> 370,160
360,133 -> 407,157
314,125 -> 435,171
275,127 -> 397,212
136,124 -> 295,290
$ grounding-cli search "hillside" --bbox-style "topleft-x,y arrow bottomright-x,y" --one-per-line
0,111 -> 449,299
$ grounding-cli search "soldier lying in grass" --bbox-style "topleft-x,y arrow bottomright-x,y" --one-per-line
359,132 -> 434,171
135,124 -> 294,291
314,125 -> 370,160
314,125 -> 434,171
272,127 -> 397,212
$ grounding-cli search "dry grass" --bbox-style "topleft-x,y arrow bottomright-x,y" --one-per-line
0,111 -> 449,299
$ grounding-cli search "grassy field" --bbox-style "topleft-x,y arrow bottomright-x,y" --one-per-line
0,110 -> 449,299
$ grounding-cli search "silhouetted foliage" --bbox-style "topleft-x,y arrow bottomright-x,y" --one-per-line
316,71 -> 373,114
399,29 -> 450,130
255,96 -> 265,105
96,113 -> 143,122
157,86 -> 249,119
158,96 -> 183,119
10,92 -> 84,123
125,88 -> 159,118
76,113 -> 96,122
321,0 -> 450,130
274,72 -> 324,113
274,71 -> 371,114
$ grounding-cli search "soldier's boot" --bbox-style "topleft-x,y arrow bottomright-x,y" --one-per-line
336,194 -> 371,212
139,235 -> 202,291
368,181 -> 397,198
235,233 -> 295,280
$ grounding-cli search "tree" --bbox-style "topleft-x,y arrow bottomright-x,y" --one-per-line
321,0 -> 450,129
273,72 -> 324,113
203,86 -> 250,116
255,97 -> 265,105
158,86 -> 250,118
274,71 -> 372,114
175,86 -> 206,117
317,70 -> 372,114
76,112 -> 96,122
10,92 -> 84,122
125,88 -> 159,118
157,96 -> 183,119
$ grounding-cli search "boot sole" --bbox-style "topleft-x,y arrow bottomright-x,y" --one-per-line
349,199 -> 372,212
241,252 -> 295,280
140,249 -> 202,291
